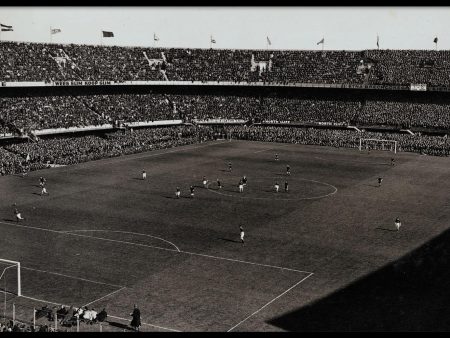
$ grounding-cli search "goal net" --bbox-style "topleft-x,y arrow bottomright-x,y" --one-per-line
0,259 -> 21,297
359,138 -> 397,153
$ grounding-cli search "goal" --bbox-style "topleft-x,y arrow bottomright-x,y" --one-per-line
0,259 -> 21,297
359,138 -> 397,154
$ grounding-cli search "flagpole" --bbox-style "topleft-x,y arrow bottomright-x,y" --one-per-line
153,33 -> 155,48
50,26 -> 52,44
322,37 -> 324,52
210,35 -> 212,49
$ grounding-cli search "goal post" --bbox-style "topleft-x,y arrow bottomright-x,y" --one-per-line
0,259 -> 21,297
359,138 -> 397,154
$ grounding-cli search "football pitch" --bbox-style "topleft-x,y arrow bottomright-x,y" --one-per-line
0,140 -> 449,331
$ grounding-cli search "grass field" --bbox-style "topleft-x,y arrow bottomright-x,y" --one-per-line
0,139 -> 449,331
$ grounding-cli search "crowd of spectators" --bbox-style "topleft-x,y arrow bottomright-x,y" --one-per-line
258,97 -> 361,124
224,125 -> 450,156
356,101 -> 450,129
3,41 -> 450,87
81,93 -> 175,122
0,95 -> 107,132
1,126 -> 215,174
2,92 -> 450,133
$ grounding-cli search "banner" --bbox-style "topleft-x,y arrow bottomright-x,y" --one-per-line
410,84 -> 427,91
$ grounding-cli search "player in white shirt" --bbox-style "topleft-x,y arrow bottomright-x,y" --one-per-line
202,176 -> 209,188
395,217 -> 401,231
175,187 -> 181,198
274,182 -> 280,193
142,170 -> 147,180
238,180 -> 244,193
41,186 -> 49,195
240,226 -> 245,243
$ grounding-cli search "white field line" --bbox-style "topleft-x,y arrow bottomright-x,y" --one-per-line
21,266 -> 125,289
92,140 -> 230,166
82,286 -> 127,307
206,178 -> 338,201
0,221 -> 180,254
61,230 -> 181,252
227,272 -> 314,332
0,221 -> 312,274
16,294 -> 179,332
61,231 -> 180,254
179,250 -> 313,274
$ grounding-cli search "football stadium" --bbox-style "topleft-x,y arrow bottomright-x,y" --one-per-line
1,7 -> 450,332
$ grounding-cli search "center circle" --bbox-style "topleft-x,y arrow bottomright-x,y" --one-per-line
206,176 -> 337,201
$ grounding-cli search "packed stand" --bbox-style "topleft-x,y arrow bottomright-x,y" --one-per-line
224,125 -> 450,156
1,126 -> 214,174
0,95 -> 107,132
170,94 -> 258,121
80,93 -> 176,122
356,101 -> 450,129
259,97 -> 361,124
365,49 -> 450,87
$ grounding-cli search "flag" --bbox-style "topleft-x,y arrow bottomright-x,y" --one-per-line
153,33 -> 159,41
317,38 -> 324,45
51,28 -> 61,35
377,35 -> 379,48
210,36 -> 216,44
1,23 -> 13,32
434,37 -> 438,43
266,36 -> 271,45
102,31 -> 114,38
25,154 -> 30,162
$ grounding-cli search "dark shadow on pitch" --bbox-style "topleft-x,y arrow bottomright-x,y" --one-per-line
3,219 -> 16,222
268,226 -> 450,331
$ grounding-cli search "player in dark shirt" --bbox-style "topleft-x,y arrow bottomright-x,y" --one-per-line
242,176 -> 247,186
190,185 -> 195,197
217,179 -> 222,189
39,177 -> 46,187
275,154 -> 279,161
284,181 -> 289,192
391,158 -> 395,166
228,162 -> 232,172
378,177 -> 383,187
286,165 -> 291,176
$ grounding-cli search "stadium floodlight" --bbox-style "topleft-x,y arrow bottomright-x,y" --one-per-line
359,138 -> 397,154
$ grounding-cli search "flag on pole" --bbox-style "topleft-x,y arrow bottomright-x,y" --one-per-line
266,36 -> 271,45
1,23 -> 13,32
51,28 -> 61,35
434,37 -> 438,43
210,36 -> 216,44
102,31 -> 114,38
317,38 -> 324,45
153,33 -> 159,41
376,35 -> 379,49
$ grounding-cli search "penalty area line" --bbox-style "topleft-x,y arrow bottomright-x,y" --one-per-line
227,272 -> 314,332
